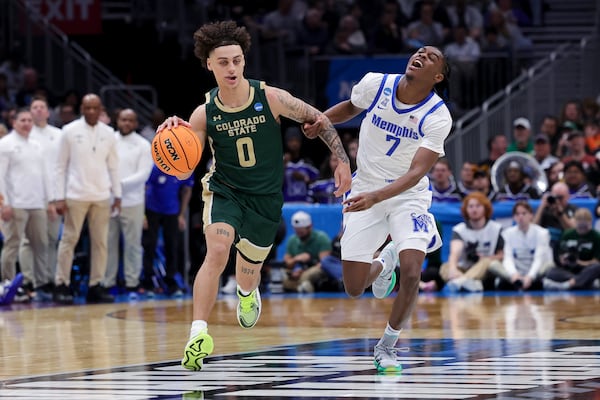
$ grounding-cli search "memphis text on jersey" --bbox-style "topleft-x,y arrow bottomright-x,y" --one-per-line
371,113 -> 422,140
214,115 -> 267,137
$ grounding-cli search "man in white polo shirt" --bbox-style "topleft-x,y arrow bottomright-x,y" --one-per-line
103,109 -> 153,298
53,93 -> 122,304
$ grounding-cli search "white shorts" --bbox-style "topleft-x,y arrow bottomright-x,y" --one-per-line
340,179 -> 441,263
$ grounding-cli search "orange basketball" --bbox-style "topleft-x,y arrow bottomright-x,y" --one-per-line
151,125 -> 202,176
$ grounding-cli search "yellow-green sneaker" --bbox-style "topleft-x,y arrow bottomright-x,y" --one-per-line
181,330 -> 214,371
236,288 -> 261,329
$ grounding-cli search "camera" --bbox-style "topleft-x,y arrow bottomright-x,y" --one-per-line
464,241 -> 480,263
563,245 -> 578,266
547,194 -> 556,204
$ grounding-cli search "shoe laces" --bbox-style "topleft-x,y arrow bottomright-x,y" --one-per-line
239,292 -> 256,313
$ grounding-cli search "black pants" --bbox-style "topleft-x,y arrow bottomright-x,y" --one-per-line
142,210 -> 179,289
545,263 -> 600,289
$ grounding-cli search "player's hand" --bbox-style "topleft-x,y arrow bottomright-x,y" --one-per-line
342,191 -> 377,212
333,161 -> 352,197
1,205 -> 13,222
54,200 -> 67,216
301,115 -> 322,139
156,116 -> 192,133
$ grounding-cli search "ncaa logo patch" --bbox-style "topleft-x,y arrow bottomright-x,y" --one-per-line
254,102 -> 263,112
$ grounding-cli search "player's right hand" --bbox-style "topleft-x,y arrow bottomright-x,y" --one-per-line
301,116 -> 322,139
156,116 -> 192,133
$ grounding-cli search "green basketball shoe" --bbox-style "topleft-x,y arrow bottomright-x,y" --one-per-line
181,330 -> 214,371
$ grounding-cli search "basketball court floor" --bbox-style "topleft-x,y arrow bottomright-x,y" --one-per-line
2,290 -> 600,399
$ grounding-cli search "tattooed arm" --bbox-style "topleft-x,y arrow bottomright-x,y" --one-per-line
266,85 -> 352,196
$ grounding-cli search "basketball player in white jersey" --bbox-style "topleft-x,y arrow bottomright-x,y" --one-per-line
304,46 -> 452,372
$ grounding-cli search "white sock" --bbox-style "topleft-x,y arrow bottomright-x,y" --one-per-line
190,320 -> 207,339
377,323 -> 401,347
238,285 -> 251,296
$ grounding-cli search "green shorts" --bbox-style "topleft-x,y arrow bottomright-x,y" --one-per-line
202,177 -> 283,263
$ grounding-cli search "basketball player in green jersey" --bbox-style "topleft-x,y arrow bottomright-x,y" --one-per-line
157,21 -> 351,371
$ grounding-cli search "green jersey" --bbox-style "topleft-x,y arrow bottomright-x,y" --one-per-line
204,79 -> 283,194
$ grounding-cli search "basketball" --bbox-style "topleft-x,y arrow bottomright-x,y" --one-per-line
151,125 -> 202,176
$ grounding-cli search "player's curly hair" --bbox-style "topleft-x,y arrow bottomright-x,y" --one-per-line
193,21 -> 252,69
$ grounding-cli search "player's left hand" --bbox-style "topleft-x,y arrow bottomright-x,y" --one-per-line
333,161 -> 352,197
342,192 -> 378,212
301,115 -> 322,139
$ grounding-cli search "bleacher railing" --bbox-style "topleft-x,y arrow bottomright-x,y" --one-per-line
445,35 -> 600,172
3,0 -> 157,125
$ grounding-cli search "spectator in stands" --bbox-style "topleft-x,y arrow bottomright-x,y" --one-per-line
405,1 -> 445,49
0,73 -> 15,117
485,8 -> 532,51
546,160 -> 564,189
560,99 -> 584,131
370,2 -> 405,54
440,191 -> 504,292
539,114 -> 561,154
283,211 -> 332,293
581,97 -> 600,122
53,93 -> 121,304
430,158 -> 463,203
457,161 -> 476,196
308,153 -> 343,204
480,26 -> 510,52
533,133 -> 559,171
328,14 -> 368,54
561,131 -> 598,176
283,126 -> 319,203
583,119 -> 600,154
19,97 -> 63,302
15,68 -> 52,108
495,159 -> 541,201
260,0 -> 304,46
346,137 -> 358,172
0,108 -> 52,302
296,7 -> 330,56
141,165 -> 193,297
103,109 -> 153,297
53,103 -> 78,128
50,89 -> 80,127
507,117 -> 533,154
472,168 -> 497,201
490,0 -> 532,27
543,208 -> 600,290
562,160 -> 595,199
444,24 -> 481,110
0,50 -> 26,100
478,134 -> 508,175
1,105 -> 16,131
534,181 -> 577,248
446,0 -> 484,40
488,201 -> 553,290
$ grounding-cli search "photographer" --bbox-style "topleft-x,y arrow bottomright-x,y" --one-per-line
543,208 -> 600,290
440,192 -> 504,292
534,181 -> 577,248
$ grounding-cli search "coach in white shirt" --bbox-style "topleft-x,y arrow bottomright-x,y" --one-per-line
18,96 -> 63,300
54,94 -> 122,304
103,109 -> 153,293
0,108 -> 51,295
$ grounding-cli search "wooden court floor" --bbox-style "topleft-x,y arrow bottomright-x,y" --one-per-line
1,290 -> 600,399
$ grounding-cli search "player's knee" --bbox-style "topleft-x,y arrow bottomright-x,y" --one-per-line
205,242 -> 231,264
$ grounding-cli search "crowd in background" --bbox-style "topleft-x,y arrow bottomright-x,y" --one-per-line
1,0 -> 600,303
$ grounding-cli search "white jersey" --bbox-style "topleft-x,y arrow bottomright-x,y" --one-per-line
351,72 -> 452,195
501,224 -> 552,278
30,123 -> 63,201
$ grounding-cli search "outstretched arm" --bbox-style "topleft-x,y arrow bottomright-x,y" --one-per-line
267,86 -> 351,196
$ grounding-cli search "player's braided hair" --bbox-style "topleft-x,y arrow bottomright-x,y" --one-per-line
433,55 -> 451,103
193,21 -> 252,69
